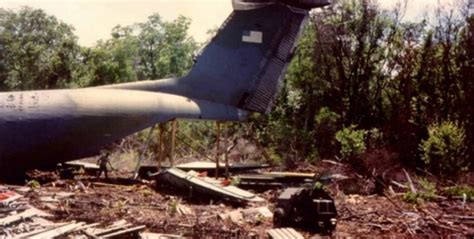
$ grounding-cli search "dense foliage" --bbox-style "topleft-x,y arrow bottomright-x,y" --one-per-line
252,0 -> 473,174
0,8 -> 80,90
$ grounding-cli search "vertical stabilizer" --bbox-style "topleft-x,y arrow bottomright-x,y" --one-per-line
102,0 -> 330,114
177,2 -> 313,113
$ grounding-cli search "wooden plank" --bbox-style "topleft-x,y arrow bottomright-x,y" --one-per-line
0,207 -> 52,225
99,225 -> 146,238
73,222 -> 101,232
140,232 -> 183,239
14,222 -> 68,238
267,172 -> 315,178
92,223 -> 132,236
176,162 -> 269,171
15,227 -> 56,238
30,222 -> 84,239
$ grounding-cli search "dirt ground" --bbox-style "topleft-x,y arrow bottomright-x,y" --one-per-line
11,158 -> 473,238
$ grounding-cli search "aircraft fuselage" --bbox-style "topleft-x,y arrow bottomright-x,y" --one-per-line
0,88 -> 244,173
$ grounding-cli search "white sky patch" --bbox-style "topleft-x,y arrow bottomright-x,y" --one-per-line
0,0 -> 464,46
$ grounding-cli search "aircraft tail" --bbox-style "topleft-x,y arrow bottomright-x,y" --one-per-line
161,0 -> 330,113
100,0 -> 330,114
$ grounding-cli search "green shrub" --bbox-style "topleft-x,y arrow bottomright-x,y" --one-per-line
443,185 -> 474,201
418,178 -> 437,201
419,121 -> 468,175
335,125 -> 367,159
402,178 -> 438,204
27,180 -> 41,189
402,191 -> 420,204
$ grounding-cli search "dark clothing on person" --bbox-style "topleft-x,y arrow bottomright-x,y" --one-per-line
97,155 -> 109,179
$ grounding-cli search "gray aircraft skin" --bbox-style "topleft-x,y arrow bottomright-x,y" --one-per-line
0,0 -> 330,177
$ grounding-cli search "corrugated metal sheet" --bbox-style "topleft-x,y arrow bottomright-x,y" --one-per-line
267,228 -> 305,239
157,168 -> 264,203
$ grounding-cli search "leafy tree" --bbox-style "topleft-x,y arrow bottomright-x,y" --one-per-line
137,15 -> 197,79
80,25 -> 140,87
0,7 -> 80,90
79,14 -> 198,87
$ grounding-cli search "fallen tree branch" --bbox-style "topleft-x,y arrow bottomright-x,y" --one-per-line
402,168 -> 417,194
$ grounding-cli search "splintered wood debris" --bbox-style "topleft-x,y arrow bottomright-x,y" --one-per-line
0,186 -> 149,238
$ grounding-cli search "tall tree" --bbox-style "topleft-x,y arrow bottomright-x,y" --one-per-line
137,15 -> 197,79
0,7 -> 80,90
80,25 -> 140,87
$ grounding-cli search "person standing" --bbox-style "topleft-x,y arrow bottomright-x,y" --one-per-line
97,151 -> 110,179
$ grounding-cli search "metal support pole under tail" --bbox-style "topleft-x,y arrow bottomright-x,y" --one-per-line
224,122 -> 230,179
158,124 -> 165,169
215,122 -> 221,179
170,120 -> 178,167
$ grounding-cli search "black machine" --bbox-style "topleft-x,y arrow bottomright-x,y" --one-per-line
273,186 -> 337,233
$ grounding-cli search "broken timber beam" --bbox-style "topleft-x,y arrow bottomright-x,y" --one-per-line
99,225 -> 146,238
29,222 -> 85,239
0,207 -> 52,226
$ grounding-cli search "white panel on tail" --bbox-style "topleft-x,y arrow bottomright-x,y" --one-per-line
242,31 -> 263,44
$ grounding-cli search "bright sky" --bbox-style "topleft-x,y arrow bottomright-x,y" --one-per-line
0,0 -> 461,47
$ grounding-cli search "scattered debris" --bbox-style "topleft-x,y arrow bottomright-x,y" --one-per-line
140,232 -> 184,239
0,185 -> 148,238
26,170 -> 60,183
0,191 -> 22,205
155,168 -> 264,203
175,204 -> 194,216
0,157 -> 473,237
267,228 -> 304,239
138,161 -> 270,179
403,168 -> 417,194
221,206 -> 273,226
235,174 -> 284,189
175,161 -> 270,174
